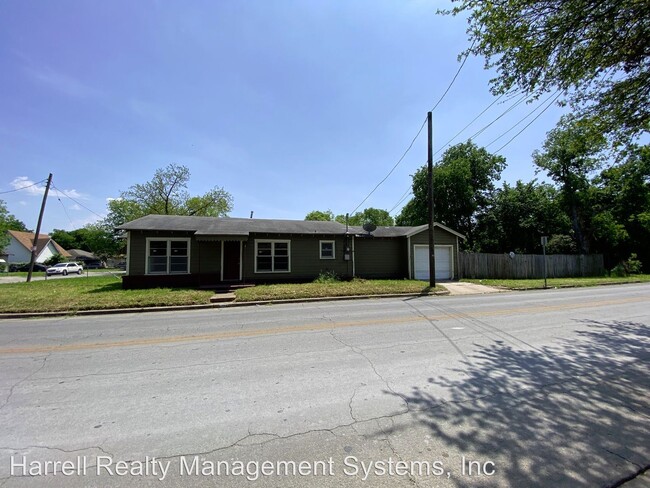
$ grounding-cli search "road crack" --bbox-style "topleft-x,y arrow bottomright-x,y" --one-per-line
0,353 -> 51,411
329,329 -> 410,414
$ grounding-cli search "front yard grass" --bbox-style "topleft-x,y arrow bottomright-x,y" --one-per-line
234,279 -> 442,302
0,277 -> 442,314
463,275 -> 650,290
0,276 -> 214,313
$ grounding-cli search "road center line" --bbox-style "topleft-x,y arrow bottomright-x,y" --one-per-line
1,295 -> 646,355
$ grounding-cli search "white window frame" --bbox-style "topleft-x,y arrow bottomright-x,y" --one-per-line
319,240 -> 335,260
254,239 -> 291,273
145,237 -> 191,275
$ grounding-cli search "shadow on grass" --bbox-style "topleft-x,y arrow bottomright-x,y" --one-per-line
383,319 -> 650,487
84,282 -> 123,293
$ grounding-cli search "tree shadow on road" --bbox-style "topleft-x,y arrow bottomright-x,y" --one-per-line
385,319 -> 650,487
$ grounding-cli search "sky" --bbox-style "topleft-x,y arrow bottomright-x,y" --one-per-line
0,0 -> 568,233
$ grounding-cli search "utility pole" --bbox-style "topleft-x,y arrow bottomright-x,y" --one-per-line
27,173 -> 52,283
427,112 -> 436,287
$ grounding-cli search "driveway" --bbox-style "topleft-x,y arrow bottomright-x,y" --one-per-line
440,281 -> 502,295
0,284 -> 648,486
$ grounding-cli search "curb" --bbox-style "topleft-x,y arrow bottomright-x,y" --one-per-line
489,279 -> 647,291
0,291 -> 450,320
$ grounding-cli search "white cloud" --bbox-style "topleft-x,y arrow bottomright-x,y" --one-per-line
69,204 -> 81,211
26,66 -> 100,99
10,176 -> 86,199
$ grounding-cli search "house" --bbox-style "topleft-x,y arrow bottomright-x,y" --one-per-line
67,249 -> 104,269
118,215 -> 465,289
4,230 -> 71,264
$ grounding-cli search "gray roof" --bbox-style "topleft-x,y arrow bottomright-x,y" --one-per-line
67,249 -> 99,259
118,215 -> 465,239
348,225 -> 428,238
119,215 -> 347,235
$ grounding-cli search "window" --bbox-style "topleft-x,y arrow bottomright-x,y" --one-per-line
255,240 -> 290,273
146,238 -> 190,274
320,240 -> 335,259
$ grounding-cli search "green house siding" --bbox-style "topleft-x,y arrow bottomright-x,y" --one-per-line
243,234 -> 352,282
355,237 -> 408,279
123,224 -> 463,288
124,230 -> 223,288
408,227 -> 460,279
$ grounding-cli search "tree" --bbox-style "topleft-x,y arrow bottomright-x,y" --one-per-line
533,116 -> 607,254
335,208 -> 395,227
50,229 -> 84,250
305,210 -> 334,221
589,144 -> 650,269
0,199 -> 28,251
445,0 -> 650,144
105,163 -> 233,228
77,223 -> 124,259
475,180 -> 571,253
396,141 -> 506,249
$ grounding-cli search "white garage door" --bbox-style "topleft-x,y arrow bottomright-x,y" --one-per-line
414,246 -> 452,280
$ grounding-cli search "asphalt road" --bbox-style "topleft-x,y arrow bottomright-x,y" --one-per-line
0,284 -> 648,487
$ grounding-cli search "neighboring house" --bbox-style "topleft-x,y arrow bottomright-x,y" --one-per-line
67,249 -> 104,268
4,230 -> 71,264
118,215 -> 465,289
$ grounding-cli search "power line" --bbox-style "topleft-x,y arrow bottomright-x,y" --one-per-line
0,178 -> 47,195
56,196 -> 75,227
433,92 -> 508,157
348,42 -> 477,215
464,93 -> 528,142
386,92 -> 562,217
388,186 -> 413,215
493,91 -> 562,153
51,184 -> 105,219
429,39 -> 476,113
484,90 -> 560,149
348,116 -> 427,215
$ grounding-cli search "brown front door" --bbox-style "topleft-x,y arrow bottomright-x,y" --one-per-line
222,241 -> 241,281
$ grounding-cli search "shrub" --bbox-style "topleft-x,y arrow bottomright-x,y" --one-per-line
610,253 -> 643,276
44,254 -> 66,266
313,270 -> 340,283
625,253 -> 643,274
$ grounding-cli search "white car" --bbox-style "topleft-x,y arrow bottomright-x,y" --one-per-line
46,262 -> 84,276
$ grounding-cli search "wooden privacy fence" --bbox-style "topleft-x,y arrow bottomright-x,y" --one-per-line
459,253 -> 605,279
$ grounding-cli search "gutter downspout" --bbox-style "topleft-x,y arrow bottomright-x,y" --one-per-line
407,236 -> 412,279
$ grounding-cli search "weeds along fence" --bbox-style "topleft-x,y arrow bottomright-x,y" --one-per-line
459,253 -> 605,279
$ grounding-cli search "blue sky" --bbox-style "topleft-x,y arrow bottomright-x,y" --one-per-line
0,0 -> 567,233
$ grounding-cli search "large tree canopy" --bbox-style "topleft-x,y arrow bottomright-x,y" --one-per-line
533,115 -> 607,254
475,180 -> 570,254
304,210 -> 335,222
396,141 -> 506,248
106,163 -> 233,229
446,0 -> 650,143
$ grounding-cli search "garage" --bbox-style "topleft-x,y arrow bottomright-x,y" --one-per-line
413,245 -> 453,280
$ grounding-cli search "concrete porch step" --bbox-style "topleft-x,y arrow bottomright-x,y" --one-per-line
210,292 -> 236,303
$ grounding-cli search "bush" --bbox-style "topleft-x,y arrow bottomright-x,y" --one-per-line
313,270 -> 340,283
610,253 -> 643,276
44,254 -> 66,266
625,253 -> 643,274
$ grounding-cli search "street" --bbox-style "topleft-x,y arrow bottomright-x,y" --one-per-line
0,284 -> 648,487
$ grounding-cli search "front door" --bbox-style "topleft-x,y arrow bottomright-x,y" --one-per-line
222,241 -> 241,281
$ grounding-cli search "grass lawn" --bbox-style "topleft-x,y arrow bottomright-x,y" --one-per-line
234,279 -> 442,302
463,275 -> 650,290
0,276 -> 214,313
0,277 -> 442,314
